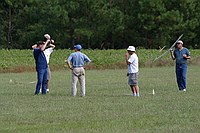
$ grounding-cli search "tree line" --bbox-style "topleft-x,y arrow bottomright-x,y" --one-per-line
1,0 -> 200,49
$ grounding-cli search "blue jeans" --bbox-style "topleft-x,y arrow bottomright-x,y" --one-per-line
35,68 -> 48,94
176,64 -> 187,90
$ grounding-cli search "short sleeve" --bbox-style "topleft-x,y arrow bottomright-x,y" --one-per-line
67,54 -> 73,63
128,56 -> 134,63
34,48 -> 41,55
84,54 -> 91,63
34,48 -> 41,52
33,48 -> 41,60
186,48 -> 190,56
46,48 -> 53,54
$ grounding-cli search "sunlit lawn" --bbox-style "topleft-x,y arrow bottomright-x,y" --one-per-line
0,66 -> 199,133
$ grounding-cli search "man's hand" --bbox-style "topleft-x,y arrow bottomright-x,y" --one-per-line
125,52 -> 130,65
170,49 -> 175,60
32,44 -> 37,49
49,43 -> 55,49
125,53 -> 129,59
41,40 -> 50,51
183,54 -> 191,59
65,60 -> 73,70
183,54 -> 187,58
51,39 -> 54,44
183,54 -> 189,59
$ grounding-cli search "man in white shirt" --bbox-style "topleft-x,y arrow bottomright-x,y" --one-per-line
125,46 -> 140,96
32,41 -> 55,93
43,42 -> 55,92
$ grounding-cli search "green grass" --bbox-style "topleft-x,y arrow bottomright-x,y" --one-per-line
0,49 -> 200,72
0,66 -> 200,133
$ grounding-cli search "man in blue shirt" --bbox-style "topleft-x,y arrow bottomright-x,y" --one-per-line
170,40 -> 191,92
66,44 -> 91,97
33,40 -> 50,95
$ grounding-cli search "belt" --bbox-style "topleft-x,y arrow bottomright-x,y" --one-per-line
176,63 -> 187,65
73,66 -> 83,68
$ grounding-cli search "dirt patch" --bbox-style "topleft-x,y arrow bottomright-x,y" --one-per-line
0,66 -> 35,73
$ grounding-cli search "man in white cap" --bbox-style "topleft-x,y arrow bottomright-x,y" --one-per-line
43,41 -> 55,93
170,40 -> 190,92
66,44 -> 91,97
125,46 -> 140,96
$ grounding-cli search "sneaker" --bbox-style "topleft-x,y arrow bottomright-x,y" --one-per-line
39,89 -> 42,93
183,89 -> 186,92
47,89 -> 49,93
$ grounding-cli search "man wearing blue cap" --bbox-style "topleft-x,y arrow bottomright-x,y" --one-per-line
66,44 -> 91,97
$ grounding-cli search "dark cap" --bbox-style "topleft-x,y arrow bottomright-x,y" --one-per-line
37,41 -> 44,46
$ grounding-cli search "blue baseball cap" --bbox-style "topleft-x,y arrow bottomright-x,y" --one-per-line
74,44 -> 82,50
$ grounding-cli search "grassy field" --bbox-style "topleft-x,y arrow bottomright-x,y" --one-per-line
0,66 -> 200,133
0,49 -> 200,72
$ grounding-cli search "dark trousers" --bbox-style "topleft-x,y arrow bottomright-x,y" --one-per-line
176,64 -> 187,90
35,68 -> 48,94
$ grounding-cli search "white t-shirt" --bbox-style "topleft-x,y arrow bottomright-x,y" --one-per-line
128,53 -> 139,73
44,48 -> 53,64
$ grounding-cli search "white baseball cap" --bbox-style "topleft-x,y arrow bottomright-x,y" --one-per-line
177,40 -> 183,44
127,46 -> 136,51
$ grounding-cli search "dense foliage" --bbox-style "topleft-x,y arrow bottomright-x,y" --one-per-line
1,0 -> 200,49
0,49 -> 199,72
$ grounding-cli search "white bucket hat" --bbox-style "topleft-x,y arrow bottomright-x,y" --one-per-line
127,46 -> 136,51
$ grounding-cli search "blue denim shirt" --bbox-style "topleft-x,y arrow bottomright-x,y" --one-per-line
33,48 -> 48,70
174,47 -> 190,64
67,52 -> 91,68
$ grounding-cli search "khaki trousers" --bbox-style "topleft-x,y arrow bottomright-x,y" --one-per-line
72,67 -> 85,97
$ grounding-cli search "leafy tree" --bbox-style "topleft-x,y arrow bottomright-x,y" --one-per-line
0,0 -> 200,49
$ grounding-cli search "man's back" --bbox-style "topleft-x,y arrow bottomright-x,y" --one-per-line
33,48 -> 48,70
66,44 -> 91,97
68,52 -> 91,68
44,48 -> 53,64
